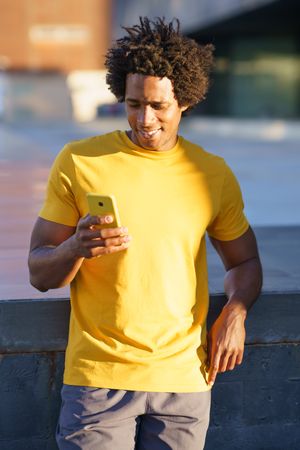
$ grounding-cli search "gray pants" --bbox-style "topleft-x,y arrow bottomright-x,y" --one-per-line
56,384 -> 211,450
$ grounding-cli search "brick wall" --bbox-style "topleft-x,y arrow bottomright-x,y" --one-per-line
0,0 -> 111,71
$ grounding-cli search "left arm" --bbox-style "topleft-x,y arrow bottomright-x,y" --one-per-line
207,226 -> 263,386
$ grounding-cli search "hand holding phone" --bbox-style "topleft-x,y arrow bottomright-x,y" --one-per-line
86,193 -> 121,229
77,193 -> 130,258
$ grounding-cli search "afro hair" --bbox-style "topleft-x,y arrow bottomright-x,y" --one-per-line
105,17 -> 214,111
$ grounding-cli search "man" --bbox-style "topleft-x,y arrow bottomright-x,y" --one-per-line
28,17 -> 262,450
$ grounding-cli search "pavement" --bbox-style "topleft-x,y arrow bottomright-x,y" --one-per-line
0,117 -> 299,300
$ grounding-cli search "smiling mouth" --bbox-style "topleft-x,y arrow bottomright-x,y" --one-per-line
138,128 -> 161,139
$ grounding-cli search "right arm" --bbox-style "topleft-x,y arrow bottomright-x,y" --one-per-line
28,214 -> 131,292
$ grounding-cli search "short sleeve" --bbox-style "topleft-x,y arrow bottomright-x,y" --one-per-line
39,145 -> 80,226
207,164 -> 249,241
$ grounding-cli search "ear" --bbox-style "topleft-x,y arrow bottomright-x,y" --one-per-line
180,105 -> 189,112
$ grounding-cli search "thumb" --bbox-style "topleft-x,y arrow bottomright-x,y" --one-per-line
207,343 -> 220,387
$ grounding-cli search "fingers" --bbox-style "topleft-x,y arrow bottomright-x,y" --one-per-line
207,347 -> 244,386
219,351 -> 243,372
207,332 -> 218,386
218,352 -> 232,373
84,233 -> 131,250
206,309 -> 246,387
208,351 -> 220,387
74,214 -> 132,258
100,226 -> 128,239
81,226 -> 129,244
94,239 -> 131,257
78,213 -> 113,229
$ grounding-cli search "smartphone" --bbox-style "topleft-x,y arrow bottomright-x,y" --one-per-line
86,193 -> 121,228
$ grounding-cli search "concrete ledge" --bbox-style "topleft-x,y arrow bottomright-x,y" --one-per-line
0,298 -> 70,353
1,292 -> 300,449
182,117 -> 300,141
209,292 -> 300,344
1,292 -> 300,353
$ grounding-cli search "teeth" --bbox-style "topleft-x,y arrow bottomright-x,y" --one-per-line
139,129 -> 160,138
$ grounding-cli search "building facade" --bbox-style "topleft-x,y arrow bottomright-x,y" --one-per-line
0,0 -> 299,119
0,0 -> 111,72
113,0 -> 300,119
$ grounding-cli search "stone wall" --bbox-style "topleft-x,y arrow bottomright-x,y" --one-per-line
1,293 -> 299,449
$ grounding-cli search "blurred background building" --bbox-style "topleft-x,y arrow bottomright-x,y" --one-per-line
114,0 -> 300,119
0,0 -> 299,121
0,0 -> 114,121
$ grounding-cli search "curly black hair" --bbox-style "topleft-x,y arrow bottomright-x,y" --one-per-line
105,17 -> 214,111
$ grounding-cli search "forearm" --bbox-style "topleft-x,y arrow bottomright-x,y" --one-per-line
28,235 -> 84,291
223,257 -> 263,316
28,214 -> 132,292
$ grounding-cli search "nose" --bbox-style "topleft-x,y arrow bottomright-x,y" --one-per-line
137,105 -> 156,127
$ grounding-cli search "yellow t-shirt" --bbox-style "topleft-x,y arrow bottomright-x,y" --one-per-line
39,130 -> 249,392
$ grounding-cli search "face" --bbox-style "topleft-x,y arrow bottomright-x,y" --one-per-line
125,74 -> 187,151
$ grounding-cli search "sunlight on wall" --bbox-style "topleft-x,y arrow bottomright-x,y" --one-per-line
67,70 -> 116,122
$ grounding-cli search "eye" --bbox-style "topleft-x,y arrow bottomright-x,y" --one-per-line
152,104 -> 163,110
128,102 -> 139,108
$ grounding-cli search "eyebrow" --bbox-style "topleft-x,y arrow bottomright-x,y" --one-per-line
125,98 -> 168,105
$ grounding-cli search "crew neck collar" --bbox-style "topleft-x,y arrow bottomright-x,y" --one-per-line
118,130 -> 182,159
